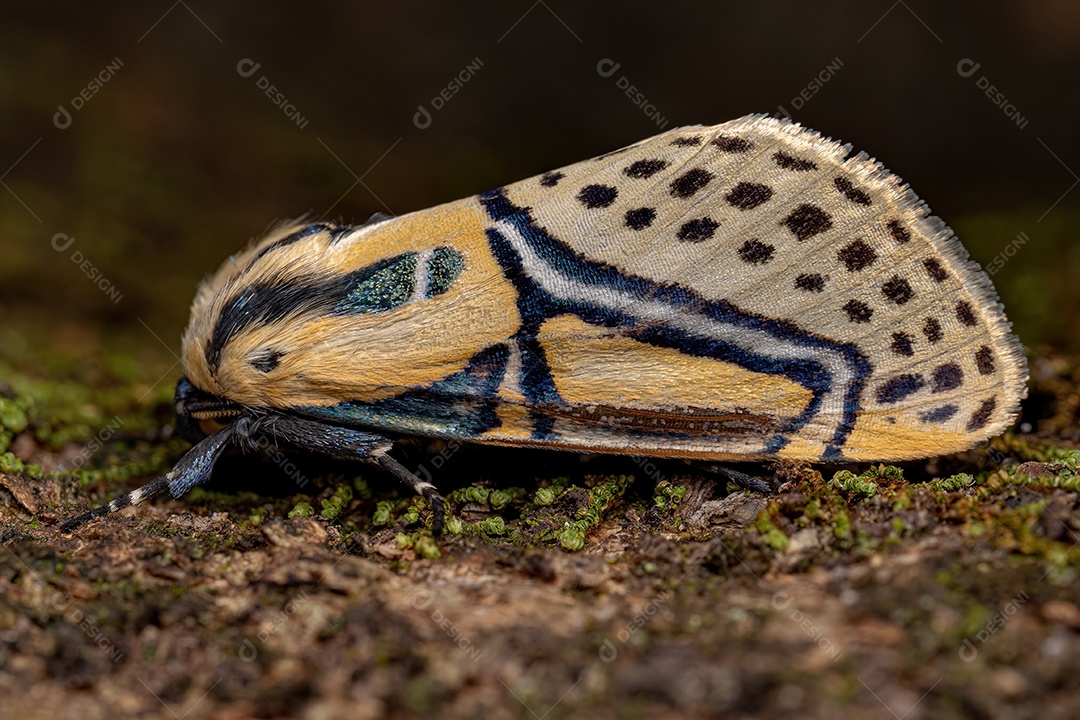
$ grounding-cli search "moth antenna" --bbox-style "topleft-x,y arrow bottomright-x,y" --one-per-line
59,476 -> 170,533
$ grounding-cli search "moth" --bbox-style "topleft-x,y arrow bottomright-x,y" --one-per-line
62,114 -> 1027,535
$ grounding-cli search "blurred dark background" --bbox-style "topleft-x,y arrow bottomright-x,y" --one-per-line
1,1 -> 1076,358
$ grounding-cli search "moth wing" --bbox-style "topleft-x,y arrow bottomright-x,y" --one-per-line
488,115 -> 1025,461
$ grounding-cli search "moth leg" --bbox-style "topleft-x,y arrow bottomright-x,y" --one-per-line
245,414 -> 446,535
374,453 -> 446,536
60,425 -> 237,532
696,463 -> 774,494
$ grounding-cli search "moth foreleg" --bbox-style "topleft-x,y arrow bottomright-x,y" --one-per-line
696,463 -> 774,494
373,453 -> 446,536
60,425 -> 238,532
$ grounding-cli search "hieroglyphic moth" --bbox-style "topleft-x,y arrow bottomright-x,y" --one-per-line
62,114 -> 1027,535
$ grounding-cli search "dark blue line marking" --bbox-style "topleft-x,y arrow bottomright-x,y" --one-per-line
298,344 -> 510,438
478,187 -> 871,459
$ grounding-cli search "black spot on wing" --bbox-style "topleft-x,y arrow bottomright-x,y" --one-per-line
624,159 -> 668,178
881,276 -> 914,304
671,136 -> 703,146
669,169 -> 713,198
577,184 -> 618,208
737,239 -> 774,264
795,273 -> 826,292
923,257 -> 948,282
782,204 -> 832,241
677,217 -> 719,242
920,405 -> 958,423
712,135 -> 753,153
891,332 -> 914,356
975,346 -> 995,375
725,182 -> 774,210
842,299 -> 873,323
967,397 -> 996,431
773,152 -> 817,171
887,220 -> 910,244
877,374 -> 926,404
625,208 -> 656,230
540,171 -> 564,187
838,239 -> 877,272
834,177 -> 872,206
956,301 -> 978,327
931,363 -> 963,392
923,317 -> 943,343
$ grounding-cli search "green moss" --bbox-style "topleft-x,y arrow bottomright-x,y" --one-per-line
320,484 -> 353,520
549,474 -> 632,551
287,501 -> 314,518
754,514 -> 789,551
474,516 -> 506,536
534,487 -> 557,506
414,534 -> 441,559
830,465 -> 905,497
832,509 -> 852,542
372,500 -> 394,526
559,525 -> 585,551
0,395 -> 32,442
652,480 -> 687,510
489,487 -> 526,510
351,476 -> 372,499
450,486 -> 489,504
928,473 -> 975,492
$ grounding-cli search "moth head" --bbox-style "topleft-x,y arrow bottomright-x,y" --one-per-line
181,228 -> 475,407
174,375 -> 245,441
